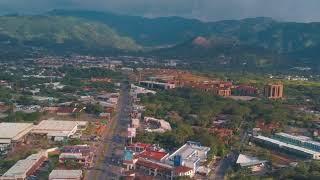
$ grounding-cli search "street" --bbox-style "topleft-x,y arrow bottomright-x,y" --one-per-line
85,82 -> 131,180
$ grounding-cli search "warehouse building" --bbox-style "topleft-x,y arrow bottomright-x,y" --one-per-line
31,120 -> 88,141
274,132 -> 320,152
0,123 -> 33,156
253,135 -> 320,160
0,151 -> 47,180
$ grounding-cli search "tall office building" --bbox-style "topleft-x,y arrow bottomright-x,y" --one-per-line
264,82 -> 284,99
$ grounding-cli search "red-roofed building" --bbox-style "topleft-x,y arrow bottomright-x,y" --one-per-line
174,166 -> 195,178
136,150 -> 169,162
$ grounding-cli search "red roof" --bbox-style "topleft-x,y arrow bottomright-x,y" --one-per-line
174,166 -> 193,173
136,150 -> 168,161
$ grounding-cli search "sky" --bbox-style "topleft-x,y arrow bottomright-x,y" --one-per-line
0,0 -> 320,22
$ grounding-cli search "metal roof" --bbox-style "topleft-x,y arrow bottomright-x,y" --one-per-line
0,123 -> 33,141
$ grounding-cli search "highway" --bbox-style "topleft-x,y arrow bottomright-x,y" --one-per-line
86,82 -> 131,180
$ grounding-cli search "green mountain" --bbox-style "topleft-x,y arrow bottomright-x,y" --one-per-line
0,15 -> 140,54
49,10 -> 320,54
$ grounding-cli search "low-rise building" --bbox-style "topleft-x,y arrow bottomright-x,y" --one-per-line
166,141 -> 210,172
236,154 -> 268,173
139,81 -> 176,90
31,120 -> 88,141
49,170 -> 83,180
144,117 -> 172,133
59,145 -> 94,168
0,123 -> 33,156
253,135 -> 320,160
0,152 -> 47,180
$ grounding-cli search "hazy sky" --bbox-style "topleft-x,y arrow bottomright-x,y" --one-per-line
0,0 -> 320,22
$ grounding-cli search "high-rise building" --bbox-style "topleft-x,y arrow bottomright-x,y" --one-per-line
264,82 -> 284,99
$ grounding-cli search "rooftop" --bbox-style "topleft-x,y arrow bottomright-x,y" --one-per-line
255,135 -> 320,155
168,142 -> 210,164
137,150 -> 168,161
236,154 -> 267,167
32,120 -> 87,137
0,122 -> 33,142
49,170 -> 82,179
2,152 -> 46,178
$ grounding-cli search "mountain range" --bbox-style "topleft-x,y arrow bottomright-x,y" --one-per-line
0,10 -> 320,70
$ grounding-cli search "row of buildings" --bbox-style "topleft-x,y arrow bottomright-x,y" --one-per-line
0,148 -> 84,180
137,69 -> 284,99
0,120 -> 88,156
123,141 -> 211,179
252,132 -> 320,160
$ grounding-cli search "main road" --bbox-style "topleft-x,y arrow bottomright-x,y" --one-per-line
86,81 -> 131,180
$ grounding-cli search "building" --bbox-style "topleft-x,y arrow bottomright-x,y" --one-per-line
213,87 -> 232,97
49,170 -> 83,180
31,120 -> 88,141
0,123 -> 33,156
233,85 -> 258,96
264,83 -> 284,99
139,81 -> 176,90
0,152 -> 47,180
123,142 -> 198,179
274,133 -> 320,152
253,135 -> 320,160
236,154 -> 268,173
166,141 -> 210,172
144,117 -> 172,133
59,145 -> 94,168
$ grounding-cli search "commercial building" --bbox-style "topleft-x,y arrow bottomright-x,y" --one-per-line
139,81 -> 176,90
0,123 -> 33,156
0,152 -> 47,180
264,83 -> 284,99
274,133 -> 320,152
123,143 -> 196,179
31,120 -> 88,141
166,141 -> 210,172
49,170 -> 83,180
59,145 -> 94,168
253,135 -> 320,160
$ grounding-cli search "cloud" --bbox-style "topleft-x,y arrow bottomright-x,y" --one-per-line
0,0 -> 320,22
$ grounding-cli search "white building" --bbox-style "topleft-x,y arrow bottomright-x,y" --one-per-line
49,170 -> 83,180
31,120 -> 88,141
236,154 -> 268,172
166,141 -> 210,172
0,123 -> 33,156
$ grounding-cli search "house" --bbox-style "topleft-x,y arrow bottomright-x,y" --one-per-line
49,170 -> 83,180
31,120 -> 88,141
0,123 -> 33,156
0,152 -> 47,180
